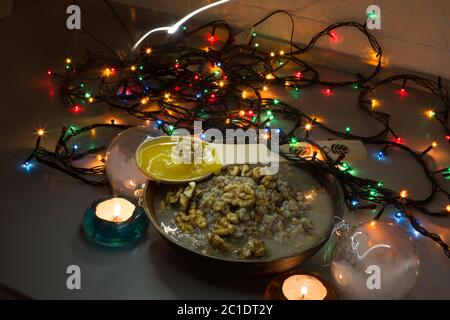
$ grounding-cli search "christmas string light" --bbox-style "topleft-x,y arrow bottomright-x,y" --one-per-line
27,11 -> 449,257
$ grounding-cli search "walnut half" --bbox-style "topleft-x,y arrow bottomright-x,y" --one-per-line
208,233 -> 230,252
222,183 -> 256,208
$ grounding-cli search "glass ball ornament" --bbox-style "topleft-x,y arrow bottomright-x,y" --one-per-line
330,220 -> 419,299
105,126 -> 163,197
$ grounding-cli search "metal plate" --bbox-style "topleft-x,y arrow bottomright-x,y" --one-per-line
143,161 -> 345,275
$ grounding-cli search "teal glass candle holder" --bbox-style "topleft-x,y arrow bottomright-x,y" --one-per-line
83,196 -> 149,248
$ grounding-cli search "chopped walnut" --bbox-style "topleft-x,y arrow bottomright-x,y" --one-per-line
166,188 -> 183,204
179,195 -> 189,212
251,167 -> 263,181
241,164 -> 251,177
175,208 -> 208,232
228,165 -> 241,176
183,182 -> 196,198
208,233 -> 230,252
175,213 -> 194,233
241,239 -> 267,259
188,208 -> 208,229
226,212 -> 239,224
212,200 -> 225,212
261,175 -> 277,189
213,217 -> 235,236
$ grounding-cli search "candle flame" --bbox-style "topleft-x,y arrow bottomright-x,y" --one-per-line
300,286 -> 308,298
113,203 -> 121,222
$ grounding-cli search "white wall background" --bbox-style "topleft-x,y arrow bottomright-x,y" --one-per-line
112,0 -> 450,79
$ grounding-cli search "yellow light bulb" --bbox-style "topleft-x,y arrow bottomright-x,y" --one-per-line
66,58 -> 71,64
426,110 -> 435,118
279,50 -> 285,56
270,52 -> 275,57
97,155 -> 103,161
242,90 -> 247,99
400,190 -> 408,199
305,123 -> 312,131
266,74 -> 275,80
37,129 -> 45,136
263,133 -> 270,140
371,99 -> 378,108
219,81 -> 224,87
432,141 -> 438,148
131,65 -> 136,71
239,110 -> 245,116
446,205 -> 450,213
141,97 -> 149,104
88,97 -> 94,103
145,48 -> 152,54
263,86 -> 268,91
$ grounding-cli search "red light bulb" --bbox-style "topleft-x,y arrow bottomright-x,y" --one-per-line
47,70 -> 52,76
329,30 -> 340,43
393,137 -> 404,144
207,34 -> 217,44
72,105 -> 82,113
398,88 -> 407,96
322,88 -> 333,96
295,71 -> 302,79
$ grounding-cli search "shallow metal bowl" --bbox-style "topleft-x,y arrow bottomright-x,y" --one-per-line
143,162 -> 344,276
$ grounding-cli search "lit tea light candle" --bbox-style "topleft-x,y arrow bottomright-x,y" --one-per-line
265,271 -> 337,300
282,275 -> 327,300
83,196 -> 149,248
95,198 -> 135,223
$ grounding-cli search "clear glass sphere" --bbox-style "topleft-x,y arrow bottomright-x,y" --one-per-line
105,126 -> 163,197
330,221 -> 419,299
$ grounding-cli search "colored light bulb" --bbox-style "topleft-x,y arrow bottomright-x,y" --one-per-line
426,110 -> 435,118
207,34 -> 217,44
322,88 -> 333,96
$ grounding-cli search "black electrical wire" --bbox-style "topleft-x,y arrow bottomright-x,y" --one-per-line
24,11 -> 449,258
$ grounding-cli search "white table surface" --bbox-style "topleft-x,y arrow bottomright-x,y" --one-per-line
0,0 -> 448,299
